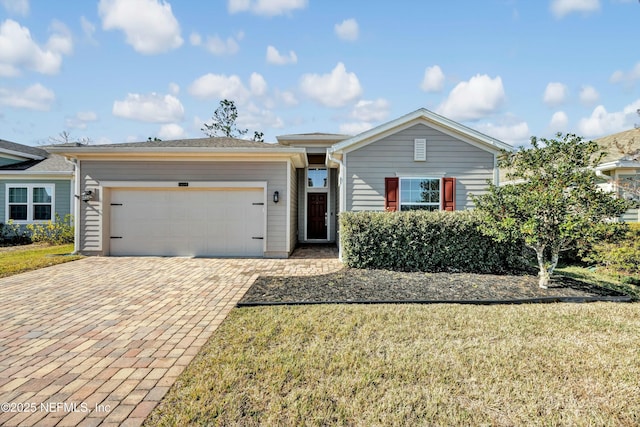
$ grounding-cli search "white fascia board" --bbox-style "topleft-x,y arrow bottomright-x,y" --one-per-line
330,108 -> 513,155
596,160 -> 640,172
0,148 -> 45,161
0,172 -> 74,179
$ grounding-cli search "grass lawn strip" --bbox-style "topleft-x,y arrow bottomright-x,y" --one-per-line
0,243 -> 83,278
146,303 -> 640,426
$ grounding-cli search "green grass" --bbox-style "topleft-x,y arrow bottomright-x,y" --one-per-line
147,303 -> 640,427
0,243 -> 83,278
556,264 -> 640,301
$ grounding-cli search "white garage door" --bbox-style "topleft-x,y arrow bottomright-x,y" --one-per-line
109,188 -> 265,257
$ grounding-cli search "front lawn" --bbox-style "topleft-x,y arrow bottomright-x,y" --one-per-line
0,243 -> 83,278
147,303 -> 640,426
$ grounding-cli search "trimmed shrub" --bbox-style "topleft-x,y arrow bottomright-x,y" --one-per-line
0,220 -> 32,245
26,214 -> 74,245
339,210 -> 526,273
585,223 -> 640,276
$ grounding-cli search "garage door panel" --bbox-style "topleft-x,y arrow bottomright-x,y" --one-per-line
110,188 -> 264,257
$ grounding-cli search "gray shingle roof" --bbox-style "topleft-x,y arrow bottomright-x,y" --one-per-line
0,153 -> 74,172
0,139 -> 48,158
95,137 -> 280,149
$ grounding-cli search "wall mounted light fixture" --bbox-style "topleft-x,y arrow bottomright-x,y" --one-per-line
273,191 -> 279,203
81,190 -> 94,202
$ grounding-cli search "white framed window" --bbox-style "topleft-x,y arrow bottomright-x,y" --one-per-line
414,138 -> 426,161
399,177 -> 440,211
6,184 -> 55,223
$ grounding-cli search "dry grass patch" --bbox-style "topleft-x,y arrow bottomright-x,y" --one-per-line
147,303 -> 640,426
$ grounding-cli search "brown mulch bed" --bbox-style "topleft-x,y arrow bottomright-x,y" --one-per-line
239,268 -> 630,304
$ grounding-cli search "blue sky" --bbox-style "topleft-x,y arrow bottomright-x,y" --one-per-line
1,0 -> 639,146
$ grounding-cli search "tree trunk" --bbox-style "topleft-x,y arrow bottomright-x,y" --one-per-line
535,245 -> 560,289
535,246 -> 549,289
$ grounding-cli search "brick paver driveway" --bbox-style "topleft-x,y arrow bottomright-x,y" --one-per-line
0,253 -> 341,426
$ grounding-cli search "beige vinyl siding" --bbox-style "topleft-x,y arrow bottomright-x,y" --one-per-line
621,207 -> 639,222
289,162 -> 298,252
0,179 -> 72,222
79,160 -> 288,255
345,123 -> 495,211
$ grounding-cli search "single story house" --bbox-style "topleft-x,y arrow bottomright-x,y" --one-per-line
48,108 -> 512,258
595,128 -> 640,222
0,139 -> 74,228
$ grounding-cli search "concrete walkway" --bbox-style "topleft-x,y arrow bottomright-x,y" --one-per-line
0,253 -> 341,426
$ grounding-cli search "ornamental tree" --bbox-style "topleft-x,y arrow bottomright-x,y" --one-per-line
472,133 -> 631,288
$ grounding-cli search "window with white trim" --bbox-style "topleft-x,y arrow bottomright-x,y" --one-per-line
399,178 -> 439,211
6,184 -> 54,223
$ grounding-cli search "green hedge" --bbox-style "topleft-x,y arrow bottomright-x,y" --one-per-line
339,210 -> 526,273
585,223 -> 640,276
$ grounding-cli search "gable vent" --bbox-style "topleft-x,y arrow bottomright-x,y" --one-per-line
414,138 -> 427,161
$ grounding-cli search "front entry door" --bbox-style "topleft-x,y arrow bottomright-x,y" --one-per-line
307,193 -> 327,239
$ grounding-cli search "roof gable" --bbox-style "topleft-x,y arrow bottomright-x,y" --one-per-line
0,139 -> 48,160
329,108 -> 513,155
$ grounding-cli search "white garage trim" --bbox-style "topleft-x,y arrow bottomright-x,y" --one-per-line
101,181 -> 268,257
99,180 -> 266,189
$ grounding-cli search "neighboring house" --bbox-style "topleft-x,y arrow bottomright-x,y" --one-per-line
595,128 -> 640,223
48,108 -> 512,258
0,139 -> 75,228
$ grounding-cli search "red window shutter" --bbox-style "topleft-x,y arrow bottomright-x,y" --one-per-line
385,177 -> 399,212
442,177 -> 456,211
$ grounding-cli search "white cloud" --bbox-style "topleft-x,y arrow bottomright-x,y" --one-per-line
475,121 -> 530,145
334,18 -> 359,41
543,82 -> 568,106
350,99 -> 390,122
300,62 -> 362,108
228,0 -> 307,16
112,92 -> 184,123
189,32 -> 201,46
548,111 -> 569,132
168,82 -> 180,95
98,0 -> 183,54
550,0 -> 600,18
339,121 -> 374,135
0,19 -> 73,76
421,65 -> 445,93
236,102 -> 284,132
579,85 -> 599,106
1,0 -> 29,16
66,111 -> 98,129
266,45 -> 297,65
577,100 -> 640,137
80,16 -> 97,44
188,73 -> 251,104
274,89 -> 298,106
157,123 -> 185,139
436,74 -> 505,121
249,72 -> 267,96
205,33 -> 241,55
0,83 -> 55,110
610,62 -> 640,85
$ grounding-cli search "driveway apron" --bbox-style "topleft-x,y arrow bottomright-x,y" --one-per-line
0,254 -> 341,426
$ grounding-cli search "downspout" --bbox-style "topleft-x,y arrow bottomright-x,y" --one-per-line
327,148 -> 345,261
64,156 -> 81,255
